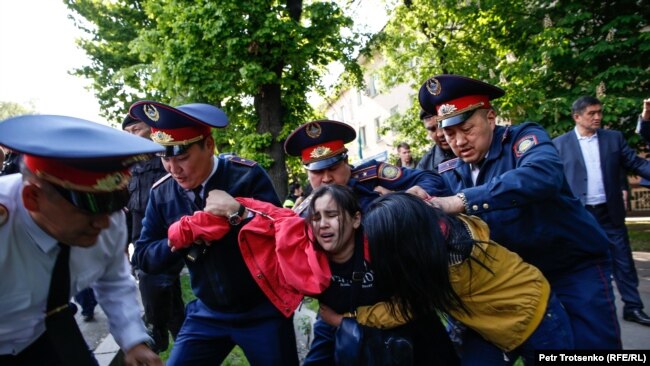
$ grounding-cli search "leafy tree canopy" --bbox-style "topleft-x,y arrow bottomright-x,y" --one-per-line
64,0 -> 363,197
376,0 -> 650,154
0,101 -> 36,120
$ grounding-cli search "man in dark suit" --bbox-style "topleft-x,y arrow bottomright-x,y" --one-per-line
554,96 -> 650,326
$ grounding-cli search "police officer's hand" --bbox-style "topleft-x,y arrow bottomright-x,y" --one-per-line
405,185 -> 431,200
643,98 -> 650,121
373,186 -> 393,196
427,195 -> 465,214
205,189 -> 240,217
123,342 -> 163,366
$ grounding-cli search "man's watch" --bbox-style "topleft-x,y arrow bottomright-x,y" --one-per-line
227,204 -> 246,226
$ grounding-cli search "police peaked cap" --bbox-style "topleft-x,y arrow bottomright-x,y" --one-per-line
418,74 -> 505,128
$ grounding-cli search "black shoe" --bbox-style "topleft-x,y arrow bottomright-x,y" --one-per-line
623,309 -> 650,326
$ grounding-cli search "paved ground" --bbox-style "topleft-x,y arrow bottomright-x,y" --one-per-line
82,252 -> 650,365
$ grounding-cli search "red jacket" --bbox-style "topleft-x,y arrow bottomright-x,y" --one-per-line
168,197 -> 331,317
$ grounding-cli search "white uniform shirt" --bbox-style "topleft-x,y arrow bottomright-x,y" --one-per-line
0,174 -> 150,355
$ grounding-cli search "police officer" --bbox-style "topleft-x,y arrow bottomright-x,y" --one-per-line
0,147 -> 21,176
422,75 -> 620,350
122,115 -> 186,352
129,101 -> 298,365
0,115 -> 161,366
416,109 -> 455,172
284,119 -> 451,215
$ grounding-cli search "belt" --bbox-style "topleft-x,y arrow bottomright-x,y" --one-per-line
585,203 -> 607,210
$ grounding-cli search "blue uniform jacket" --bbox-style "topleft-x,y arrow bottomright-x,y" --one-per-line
439,122 -> 610,277
132,156 -> 281,312
349,159 -> 452,211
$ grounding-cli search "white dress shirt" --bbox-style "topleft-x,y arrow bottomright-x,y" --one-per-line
575,128 -> 607,205
0,174 -> 150,355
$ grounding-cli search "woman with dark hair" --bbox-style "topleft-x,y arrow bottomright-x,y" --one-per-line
363,193 -> 574,365
303,185 -> 458,366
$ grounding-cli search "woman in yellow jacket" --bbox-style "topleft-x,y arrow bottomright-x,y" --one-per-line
361,192 -> 574,365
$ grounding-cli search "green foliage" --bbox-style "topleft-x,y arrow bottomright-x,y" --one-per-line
377,0 -> 650,152
0,101 -> 35,120
64,0 -> 363,197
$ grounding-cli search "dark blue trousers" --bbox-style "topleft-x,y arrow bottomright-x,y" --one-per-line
167,298 -> 298,366
549,262 -> 622,349
588,209 -> 644,313
74,288 -> 97,317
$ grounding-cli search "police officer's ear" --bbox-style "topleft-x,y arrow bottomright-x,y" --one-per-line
22,182 -> 43,212
486,109 -> 497,130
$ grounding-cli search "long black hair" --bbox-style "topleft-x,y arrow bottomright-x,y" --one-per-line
363,192 -> 471,322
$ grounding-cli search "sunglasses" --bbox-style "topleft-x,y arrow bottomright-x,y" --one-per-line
156,139 -> 205,158
52,184 -> 129,214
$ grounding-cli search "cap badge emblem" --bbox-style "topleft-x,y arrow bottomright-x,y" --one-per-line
426,78 -> 442,96
94,172 -> 129,191
151,131 -> 174,144
305,122 -> 322,138
144,104 -> 160,122
310,146 -> 332,159
438,104 -> 457,116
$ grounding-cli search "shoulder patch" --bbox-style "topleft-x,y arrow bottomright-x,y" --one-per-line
152,173 -> 173,189
0,203 -> 8,227
351,165 -> 377,182
229,156 -> 257,167
438,157 -> 460,173
378,163 -> 402,181
513,134 -> 538,157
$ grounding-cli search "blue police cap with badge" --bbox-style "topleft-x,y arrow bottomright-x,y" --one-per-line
418,75 -> 505,128
284,120 -> 356,171
129,101 -> 228,157
0,114 -> 164,213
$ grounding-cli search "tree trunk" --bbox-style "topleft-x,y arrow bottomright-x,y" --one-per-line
254,83 -> 288,200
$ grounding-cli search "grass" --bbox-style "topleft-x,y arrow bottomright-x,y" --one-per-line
626,221 -> 650,252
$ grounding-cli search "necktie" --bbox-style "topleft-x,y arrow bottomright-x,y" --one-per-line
45,243 -> 96,366
193,185 -> 204,208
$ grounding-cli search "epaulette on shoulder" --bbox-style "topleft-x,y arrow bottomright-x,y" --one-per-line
351,165 -> 377,182
229,156 -> 257,167
501,125 -> 511,143
437,158 -> 460,173
152,173 -> 172,189
293,194 -> 313,216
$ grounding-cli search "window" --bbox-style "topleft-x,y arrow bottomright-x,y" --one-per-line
359,126 -> 367,148
374,117 -> 382,142
357,90 -> 363,105
390,105 -> 398,116
366,75 -> 378,97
